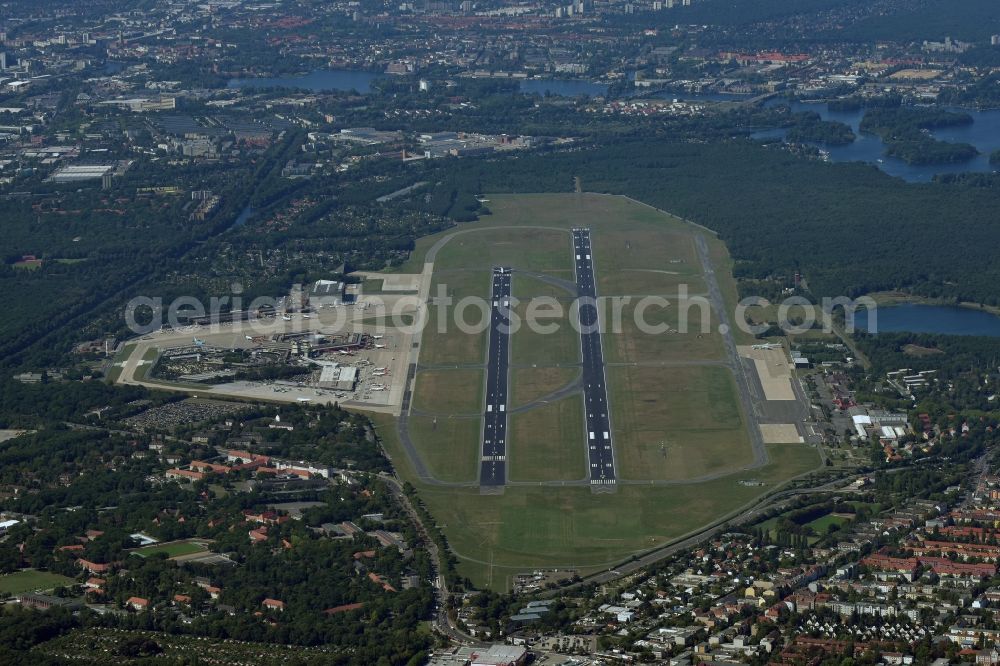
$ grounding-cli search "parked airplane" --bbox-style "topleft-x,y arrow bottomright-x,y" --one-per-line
374,344 -> 386,349
282,315 -> 292,321
296,397 -> 312,402
193,337 -> 205,347
372,335 -> 384,340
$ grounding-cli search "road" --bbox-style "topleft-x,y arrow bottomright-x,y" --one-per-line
480,267 -> 512,487
379,473 -> 484,647
572,228 -> 616,487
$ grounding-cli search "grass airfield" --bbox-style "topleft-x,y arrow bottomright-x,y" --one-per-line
371,193 -> 820,588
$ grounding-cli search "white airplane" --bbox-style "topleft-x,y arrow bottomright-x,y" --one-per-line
282,315 -> 292,321
193,337 -> 205,347
296,397 -> 312,402
372,371 -> 387,377
302,314 -> 312,319
374,367 -> 387,372
374,344 -> 386,349
245,335 -> 254,341
372,335 -> 384,340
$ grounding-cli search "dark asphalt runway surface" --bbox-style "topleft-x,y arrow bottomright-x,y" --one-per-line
573,229 -> 616,486
480,267 -> 511,486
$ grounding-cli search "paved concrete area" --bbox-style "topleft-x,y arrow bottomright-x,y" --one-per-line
573,228 -> 616,488
739,345 -> 797,401
480,267 -> 512,488
759,423 -> 804,443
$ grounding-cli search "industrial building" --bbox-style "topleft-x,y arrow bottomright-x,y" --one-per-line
428,645 -> 527,666
48,164 -> 113,183
308,279 -> 345,307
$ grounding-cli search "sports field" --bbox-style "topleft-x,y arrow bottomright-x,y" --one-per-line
0,570 -> 73,595
378,193 -> 821,588
134,540 -> 208,559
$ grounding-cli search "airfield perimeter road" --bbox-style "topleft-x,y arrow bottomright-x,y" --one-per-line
572,228 -> 617,487
694,234 -> 768,469
480,267 -> 512,488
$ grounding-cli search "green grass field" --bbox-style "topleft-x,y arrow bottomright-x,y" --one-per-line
604,297 -> 724,364
510,367 -> 579,408
407,415 -> 480,482
431,227 -> 572,273
134,540 -> 208,558
510,300 -> 580,366
399,437 -> 820,588
0,570 -> 73,595
609,365 -> 753,480
412,369 -> 484,415
806,513 -> 851,535
419,271 -> 491,365
508,395 -> 586,482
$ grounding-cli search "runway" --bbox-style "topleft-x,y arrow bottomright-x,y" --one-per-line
480,266 -> 512,487
572,229 -> 616,487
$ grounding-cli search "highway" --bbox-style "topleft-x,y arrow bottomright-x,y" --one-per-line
480,266 -> 512,487
572,229 -> 616,487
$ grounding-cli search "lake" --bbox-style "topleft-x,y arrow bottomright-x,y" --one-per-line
855,303 -> 1000,337
756,99 -> 1000,183
227,69 -> 379,94
519,79 -> 609,97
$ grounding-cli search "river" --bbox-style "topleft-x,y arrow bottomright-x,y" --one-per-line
227,205 -> 255,232
227,69 -> 380,94
856,303 -> 1000,337
755,99 -> 1000,182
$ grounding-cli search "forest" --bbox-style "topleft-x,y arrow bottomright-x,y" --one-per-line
421,137 -> 1000,306
834,0 -> 1000,42
786,112 -> 856,146
860,108 -> 978,165
857,330 -> 1000,406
